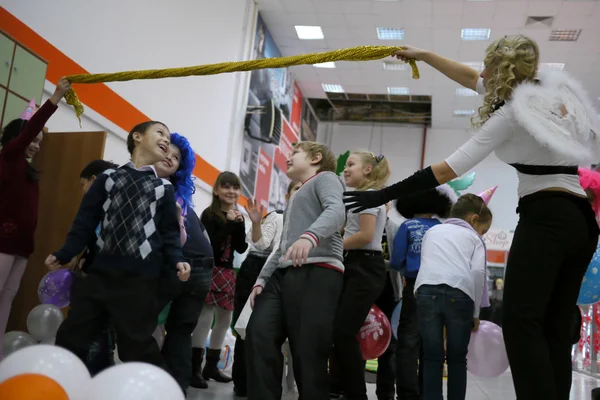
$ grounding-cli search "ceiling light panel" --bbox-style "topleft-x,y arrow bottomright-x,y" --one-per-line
377,27 -> 405,40
322,83 -> 345,93
461,28 -> 491,41
295,25 -> 324,40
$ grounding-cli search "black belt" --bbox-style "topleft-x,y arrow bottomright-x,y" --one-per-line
510,163 -> 578,176
345,249 -> 382,257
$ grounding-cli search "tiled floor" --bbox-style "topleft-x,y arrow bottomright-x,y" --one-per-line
187,370 -> 600,399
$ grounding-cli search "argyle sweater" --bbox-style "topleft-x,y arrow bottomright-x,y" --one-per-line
54,166 -> 184,276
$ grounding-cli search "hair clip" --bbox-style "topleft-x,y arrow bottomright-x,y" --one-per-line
375,154 -> 385,163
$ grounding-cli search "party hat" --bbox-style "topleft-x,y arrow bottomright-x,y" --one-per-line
19,98 -> 36,120
477,185 -> 498,205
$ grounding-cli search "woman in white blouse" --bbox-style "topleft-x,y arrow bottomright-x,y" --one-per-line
231,180 -> 302,397
345,35 -> 600,400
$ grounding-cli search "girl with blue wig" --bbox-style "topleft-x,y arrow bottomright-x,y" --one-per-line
154,132 -> 216,395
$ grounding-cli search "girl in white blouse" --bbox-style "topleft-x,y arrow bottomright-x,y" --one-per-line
345,35 -> 600,400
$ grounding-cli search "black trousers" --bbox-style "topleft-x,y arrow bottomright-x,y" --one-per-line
396,278 -> 424,400
232,253 -> 268,392
56,269 -> 165,368
375,272 -> 400,400
331,250 -> 386,400
246,265 -> 343,400
502,192 -> 598,400
157,257 -> 213,393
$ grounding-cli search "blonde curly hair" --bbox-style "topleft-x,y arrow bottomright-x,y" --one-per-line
473,35 -> 539,127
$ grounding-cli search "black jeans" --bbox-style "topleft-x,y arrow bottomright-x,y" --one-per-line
503,192 -> 599,400
246,265 -> 343,400
157,257 -> 213,393
417,284 -> 474,400
56,270 -> 165,369
331,250 -> 386,400
232,253 -> 268,392
396,278 -> 423,400
375,272 -> 400,400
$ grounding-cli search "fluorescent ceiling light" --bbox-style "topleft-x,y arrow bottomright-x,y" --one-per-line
295,25 -> 324,40
549,29 -> 581,41
453,110 -> 476,117
322,83 -> 344,93
383,61 -> 408,70
540,63 -> 565,70
314,62 -> 336,68
456,88 -> 479,97
466,0 -> 493,1
463,61 -> 485,71
461,28 -> 491,41
377,27 -> 405,40
388,87 -> 410,95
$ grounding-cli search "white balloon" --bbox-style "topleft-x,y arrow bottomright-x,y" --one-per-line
2,331 -> 37,357
27,304 -> 64,342
0,344 -> 90,398
75,362 -> 184,400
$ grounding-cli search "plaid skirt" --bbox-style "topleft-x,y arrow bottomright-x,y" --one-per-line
205,266 -> 236,311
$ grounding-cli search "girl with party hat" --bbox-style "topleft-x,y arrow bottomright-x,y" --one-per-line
0,78 -> 71,361
414,191 -> 494,400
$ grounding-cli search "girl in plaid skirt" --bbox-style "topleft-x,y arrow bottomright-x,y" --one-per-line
192,172 -> 248,386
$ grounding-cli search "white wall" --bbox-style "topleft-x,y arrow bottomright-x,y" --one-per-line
319,122 -> 519,230
4,0 -> 257,210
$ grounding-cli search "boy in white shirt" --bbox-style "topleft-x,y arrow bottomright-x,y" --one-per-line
414,194 -> 492,400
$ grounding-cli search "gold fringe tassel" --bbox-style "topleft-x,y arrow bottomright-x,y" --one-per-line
64,45 -> 418,123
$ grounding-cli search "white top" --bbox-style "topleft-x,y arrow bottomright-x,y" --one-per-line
343,201 -> 387,251
446,71 -> 600,198
246,211 -> 283,258
414,224 -> 486,317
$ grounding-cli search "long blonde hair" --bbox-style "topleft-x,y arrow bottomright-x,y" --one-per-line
351,151 -> 391,190
473,35 -> 539,127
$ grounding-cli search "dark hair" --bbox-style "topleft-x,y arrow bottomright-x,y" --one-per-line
80,159 -> 118,179
449,193 -> 493,222
209,171 -> 241,221
287,180 -> 300,194
395,188 -> 453,219
126,121 -> 169,155
0,118 -> 40,182
169,133 -> 196,213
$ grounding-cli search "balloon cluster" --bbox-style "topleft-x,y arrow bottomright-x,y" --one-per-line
0,346 -> 183,400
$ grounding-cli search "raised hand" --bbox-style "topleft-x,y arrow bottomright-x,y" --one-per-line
393,46 -> 427,62
49,77 -> 72,105
244,198 -> 265,224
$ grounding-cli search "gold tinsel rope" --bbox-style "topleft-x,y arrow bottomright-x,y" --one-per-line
64,45 -> 419,123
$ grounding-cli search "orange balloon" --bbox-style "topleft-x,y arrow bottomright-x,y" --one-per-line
0,373 -> 69,400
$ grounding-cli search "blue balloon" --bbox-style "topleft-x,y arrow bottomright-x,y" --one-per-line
391,300 -> 402,339
577,242 -> 600,305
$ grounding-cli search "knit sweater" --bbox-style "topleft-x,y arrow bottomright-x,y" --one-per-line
254,171 -> 346,288
0,100 -> 58,257
53,165 -> 184,276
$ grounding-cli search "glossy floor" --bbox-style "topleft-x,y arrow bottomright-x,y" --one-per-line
187,370 -> 600,399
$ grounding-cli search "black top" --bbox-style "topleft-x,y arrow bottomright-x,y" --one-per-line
200,208 -> 248,268
54,167 -> 184,277
183,208 -> 214,262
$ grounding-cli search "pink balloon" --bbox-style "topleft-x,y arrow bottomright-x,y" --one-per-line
467,321 -> 509,378
357,305 -> 391,360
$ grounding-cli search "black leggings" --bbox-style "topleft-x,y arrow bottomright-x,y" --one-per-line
502,191 -> 598,400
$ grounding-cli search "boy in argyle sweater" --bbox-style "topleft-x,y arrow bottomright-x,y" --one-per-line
46,121 -> 190,368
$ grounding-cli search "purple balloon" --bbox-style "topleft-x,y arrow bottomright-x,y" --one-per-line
467,320 -> 509,378
38,269 -> 74,308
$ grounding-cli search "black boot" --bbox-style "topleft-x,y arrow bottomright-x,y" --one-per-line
190,348 -> 208,389
202,348 -> 232,383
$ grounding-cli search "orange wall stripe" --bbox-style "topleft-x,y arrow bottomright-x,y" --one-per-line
0,7 -> 224,190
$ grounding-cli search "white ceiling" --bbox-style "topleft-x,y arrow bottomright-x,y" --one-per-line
257,0 -> 600,129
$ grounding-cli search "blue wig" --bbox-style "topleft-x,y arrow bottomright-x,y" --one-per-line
169,133 -> 196,214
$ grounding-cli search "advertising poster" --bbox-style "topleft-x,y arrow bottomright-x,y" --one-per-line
239,13 -> 304,211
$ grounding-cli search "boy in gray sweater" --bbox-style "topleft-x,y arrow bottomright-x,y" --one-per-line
246,141 -> 346,400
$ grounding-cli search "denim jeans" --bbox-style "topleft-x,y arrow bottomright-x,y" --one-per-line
416,284 -> 474,400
